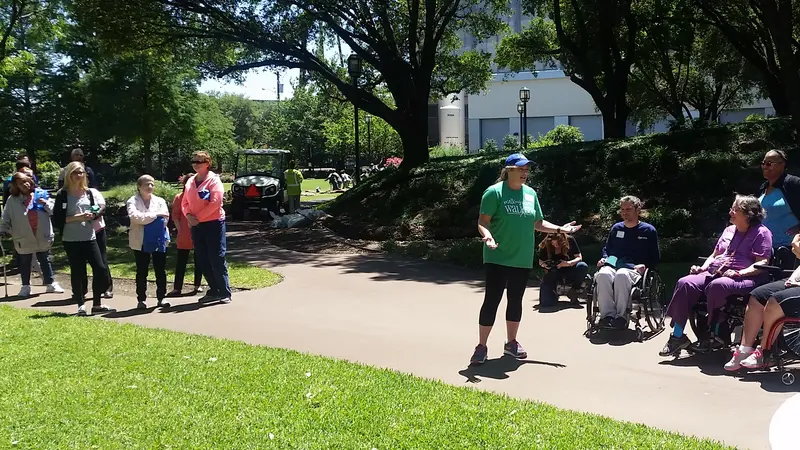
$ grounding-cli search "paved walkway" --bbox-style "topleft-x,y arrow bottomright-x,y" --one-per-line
7,233 -> 796,450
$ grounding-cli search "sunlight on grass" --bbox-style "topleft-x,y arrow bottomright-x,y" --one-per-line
50,235 -> 281,290
0,306 -> 732,450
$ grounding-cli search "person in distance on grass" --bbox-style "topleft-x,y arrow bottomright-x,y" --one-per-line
127,175 -> 171,310
660,195 -> 772,357
471,153 -> 581,366
594,195 -> 660,330
52,162 -> 115,316
167,174 -> 205,298
182,151 -> 232,304
537,233 -> 588,309
0,171 -> 64,297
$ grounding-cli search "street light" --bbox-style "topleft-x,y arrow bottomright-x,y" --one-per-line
519,87 -> 530,149
306,137 -> 312,168
365,113 -> 372,166
516,102 -> 524,149
347,52 -> 363,183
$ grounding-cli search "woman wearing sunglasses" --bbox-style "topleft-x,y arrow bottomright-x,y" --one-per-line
759,149 -> 800,250
181,151 -> 231,304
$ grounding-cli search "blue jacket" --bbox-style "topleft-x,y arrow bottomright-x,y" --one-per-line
142,216 -> 169,253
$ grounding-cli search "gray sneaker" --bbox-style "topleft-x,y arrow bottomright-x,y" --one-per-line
504,340 -> 527,359
470,344 -> 488,365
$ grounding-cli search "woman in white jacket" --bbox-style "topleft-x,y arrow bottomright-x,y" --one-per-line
0,171 -> 64,297
126,175 -> 170,310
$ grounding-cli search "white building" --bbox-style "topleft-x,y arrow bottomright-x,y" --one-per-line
433,4 -> 777,153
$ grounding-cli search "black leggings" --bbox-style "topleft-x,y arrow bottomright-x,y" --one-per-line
134,250 -> 167,302
83,227 -> 113,295
64,240 -> 109,306
479,263 -> 531,326
174,248 -> 203,290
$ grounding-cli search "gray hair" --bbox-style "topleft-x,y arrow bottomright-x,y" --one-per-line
137,174 -> 155,188
733,194 -> 766,225
620,195 -> 643,210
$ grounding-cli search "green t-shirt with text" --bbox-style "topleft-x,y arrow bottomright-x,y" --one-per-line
480,181 -> 544,269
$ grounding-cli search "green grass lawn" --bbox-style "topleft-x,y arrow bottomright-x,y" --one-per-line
49,234 -> 281,290
0,306 -> 731,450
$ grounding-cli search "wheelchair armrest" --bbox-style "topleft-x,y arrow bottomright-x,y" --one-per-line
695,257 -> 706,264
755,264 -> 795,277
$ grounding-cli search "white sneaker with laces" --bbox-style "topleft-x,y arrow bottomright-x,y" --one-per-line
741,347 -> 765,369
17,285 -> 31,298
46,282 -> 64,294
724,347 -> 752,371
77,304 -> 87,316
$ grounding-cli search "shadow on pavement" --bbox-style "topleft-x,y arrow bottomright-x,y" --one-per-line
658,351 -> 731,376
31,298 -> 75,308
158,301 -> 221,314
738,371 -> 800,393
534,301 -> 584,314
458,355 -> 566,383
104,307 -> 159,319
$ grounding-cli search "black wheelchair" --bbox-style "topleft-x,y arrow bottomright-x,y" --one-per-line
687,246 -> 798,353
584,268 -> 667,341
540,260 -> 593,305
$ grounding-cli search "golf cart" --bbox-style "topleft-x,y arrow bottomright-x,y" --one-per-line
230,148 -> 291,220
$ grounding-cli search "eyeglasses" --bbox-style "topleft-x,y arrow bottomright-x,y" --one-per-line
761,160 -> 783,167
191,160 -> 207,165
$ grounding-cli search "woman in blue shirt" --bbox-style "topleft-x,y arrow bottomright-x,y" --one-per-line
759,149 -> 800,250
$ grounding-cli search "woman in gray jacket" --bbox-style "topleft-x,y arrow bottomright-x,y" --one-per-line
0,172 -> 64,297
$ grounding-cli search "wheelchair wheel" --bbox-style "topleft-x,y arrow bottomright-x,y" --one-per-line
689,304 -> 709,341
585,280 -> 599,333
778,321 -> 800,360
642,271 -> 666,333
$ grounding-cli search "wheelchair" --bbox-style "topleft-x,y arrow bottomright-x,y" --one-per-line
539,260 -> 593,306
760,314 -> 800,386
584,267 -> 667,341
687,246 -> 798,352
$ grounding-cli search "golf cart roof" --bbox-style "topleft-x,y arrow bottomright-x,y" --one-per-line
239,148 -> 291,155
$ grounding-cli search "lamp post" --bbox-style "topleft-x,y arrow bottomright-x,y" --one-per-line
306,137 -> 312,169
347,52 -> 363,183
365,113 -> 372,166
519,87 -> 530,149
516,102 -> 524,149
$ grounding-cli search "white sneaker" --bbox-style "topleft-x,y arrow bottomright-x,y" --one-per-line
724,347 -> 753,371
46,282 -> 64,294
741,347 -> 765,369
17,285 -> 31,298
77,304 -> 87,316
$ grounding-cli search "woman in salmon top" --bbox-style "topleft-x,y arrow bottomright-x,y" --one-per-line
168,174 -> 204,297
181,151 -> 231,304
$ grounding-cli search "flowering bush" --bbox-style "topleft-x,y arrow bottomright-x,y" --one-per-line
384,157 -> 402,168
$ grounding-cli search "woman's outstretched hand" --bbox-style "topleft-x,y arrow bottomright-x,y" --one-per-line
560,221 -> 582,233
482,235 -> 498,249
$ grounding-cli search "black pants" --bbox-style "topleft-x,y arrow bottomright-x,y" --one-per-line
134,250 -> 167,302
83,228 -> 113,296
64,240 -> 109,306
174,248 -> 203,290
479,263 -> 531,326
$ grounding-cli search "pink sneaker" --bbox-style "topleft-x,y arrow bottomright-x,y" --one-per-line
724,348 -> 752,371
503,340 -> 527,359
741,347 -> 764,369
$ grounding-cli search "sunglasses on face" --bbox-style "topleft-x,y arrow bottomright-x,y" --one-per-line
762,160 -> 783,167
191,160 -> 207,165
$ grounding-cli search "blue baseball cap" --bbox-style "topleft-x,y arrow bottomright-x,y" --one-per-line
505,153 -> 532,167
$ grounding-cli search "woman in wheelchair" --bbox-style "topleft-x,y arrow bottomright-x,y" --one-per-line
724,234 -> 800,370
537,233 -> 588,308
660,195 -> 773,357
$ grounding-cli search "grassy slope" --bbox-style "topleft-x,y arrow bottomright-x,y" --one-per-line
325,118 -> 796,259
0,306 -> 731,450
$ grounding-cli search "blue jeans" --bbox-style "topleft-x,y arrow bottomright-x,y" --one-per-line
191,219 -> 231,298
19,251 -> 55,286
539,262 -> 589,305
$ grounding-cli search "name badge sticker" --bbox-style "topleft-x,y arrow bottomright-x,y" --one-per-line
61,203 -> 67,209
616,230 -> 625,238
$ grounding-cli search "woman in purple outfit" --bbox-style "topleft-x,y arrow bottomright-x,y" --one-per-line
659,195 -> 773,357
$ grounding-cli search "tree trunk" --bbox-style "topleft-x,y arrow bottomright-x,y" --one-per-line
762,0 -> 800,142
142,79 -> 153,174
598,99 -> 629,139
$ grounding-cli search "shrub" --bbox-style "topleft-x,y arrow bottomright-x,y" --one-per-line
745,113 -> 766,122
37,161 -> 61,173
481,139 -> 498,153
543,124 -> 584,144
502,134 -> 519,152
38,171 -> 59,189
104,182 -> 182,206
429,145 -> 466,159
219,172 -> 234,183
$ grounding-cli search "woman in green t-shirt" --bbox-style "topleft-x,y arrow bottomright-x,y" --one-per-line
470,153 -> 581,366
